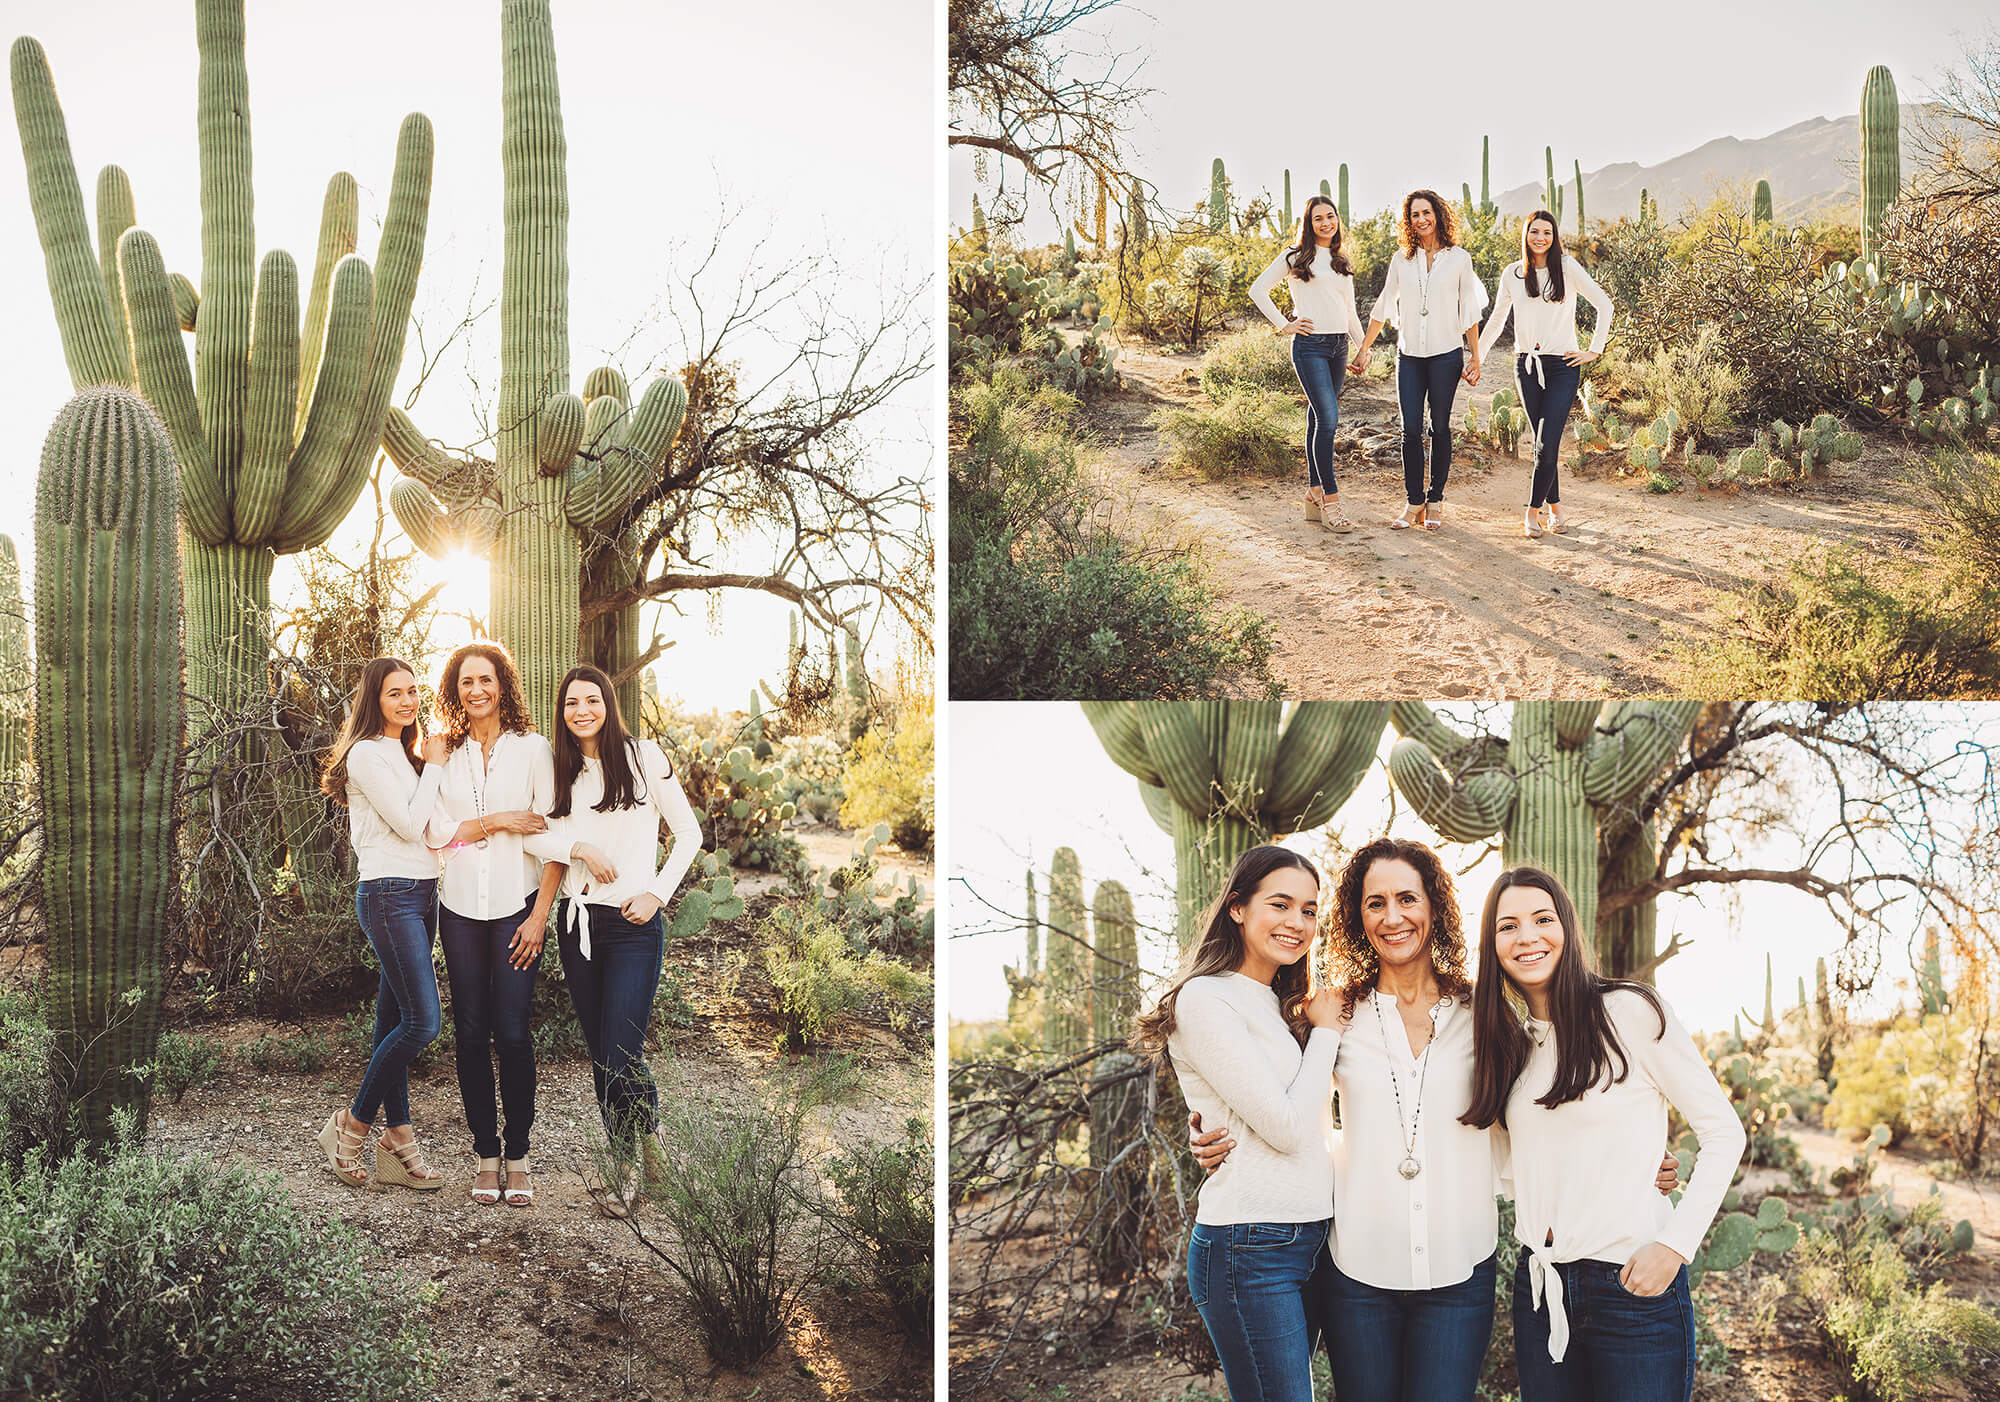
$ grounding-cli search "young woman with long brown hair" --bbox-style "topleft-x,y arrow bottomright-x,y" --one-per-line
314,656 -> 446,1191
425,641 -> 563,1206
1352,191 -> 1490,532
1133,844 -> 1342,1402
527,664 -> 702,1216
1460,868 -> 1743,1402
1476,211 -> 1614,538
1249,194 -> 1369,533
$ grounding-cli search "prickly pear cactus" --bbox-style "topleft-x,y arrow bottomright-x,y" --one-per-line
34,385 -> 185,1144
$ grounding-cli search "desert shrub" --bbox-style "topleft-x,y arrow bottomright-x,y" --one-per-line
1626,324 -> 1743,447
1826,1011 -> 1991,1157
0,988 -> 70,1172
761,901 -> 930,1052
839,702 -> 933,855
1672,548 -> 2000,700
821,1116 -> 934,1344
625,1068 -> 841,1366
1910,446 -> 2000,587
150,1029 -> 226,1103
662,724 -> 803,872
1795,1220 -> 2000,1402
1198,327 -> 1298,398
775,734 -> 845,822
1156,390 -> 1303,476
0,1133 -> 438,1399
238,1028 -> 332,1075
799,823 -> 935,965
1875,198 -> 2000,367
1591,215 -> 1674,339
949,369 -> 1281,699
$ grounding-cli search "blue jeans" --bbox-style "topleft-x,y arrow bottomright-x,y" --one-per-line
1187,1219 -> 1329,1402
1397,347 -> 1463,505
1516,354 -> 1582,508
1290,332 -> 1348,493
1309,1248 -> 1495,1402
438,901 -> 542,1160
1512,1256 -> 1695,1402
350,877 -> 441,1128
557,900 -> 664,1150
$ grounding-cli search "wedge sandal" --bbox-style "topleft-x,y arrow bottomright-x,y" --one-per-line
374,1132 -> 445,1191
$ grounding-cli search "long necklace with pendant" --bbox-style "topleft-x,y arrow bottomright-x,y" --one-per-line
469,734 -> 497,849
1416,250 -> 1432,319
1373,990 -> 1438,1180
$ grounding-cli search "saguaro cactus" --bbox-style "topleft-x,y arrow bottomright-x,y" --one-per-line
1281,169 -> 1293,232
1859,64 -> 1900,264
1574,159 -> 1585,236
1208,157 -> 1229,233
1127,178 -> 1148,246
1082,702 -> 1389,946
1481,135 -> 1494,214
1004,869 -> 1040,1024
1045,847 -> 1091,1061
11,4 -> 433,722
386,0 -> 688,725
1088,878 -> 1146,1277
1918,927 -> 1946,1015
1338,163 -> 1350,229
1753,179 -> 1774,226
0,535 -> 27,779
34,386 -> 184,1143
1386,701 -> 1700,973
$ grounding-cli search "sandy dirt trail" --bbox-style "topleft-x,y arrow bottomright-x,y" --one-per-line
1087,331 -> 1929,698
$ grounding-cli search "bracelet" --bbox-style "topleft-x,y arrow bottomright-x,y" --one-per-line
478,818 -> 491,838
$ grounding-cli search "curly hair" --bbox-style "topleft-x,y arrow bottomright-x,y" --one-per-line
1325,835 -> 1473,1018
1396,189 -> 1462,258
433,642 -> 533,750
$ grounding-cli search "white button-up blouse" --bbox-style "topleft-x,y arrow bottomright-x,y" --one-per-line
525,737 -> 703,959
424,730 -> 557,920
1369,245 -> 1490,358
1329,990 -> 1496,1292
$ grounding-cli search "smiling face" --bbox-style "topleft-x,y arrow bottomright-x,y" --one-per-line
457,655 -> 500,723
1229,866 -> 1320,985
561,679 -> 607,747
1525,215 -> 1556,262
378,669 -> 421,735
1408,196 -> 1437,240
1494,882 -> 1566,1015
1310,200 -> 1341,245
1360,857 -> 1432,976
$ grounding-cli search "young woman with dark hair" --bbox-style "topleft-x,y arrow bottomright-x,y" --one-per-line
1249,195 -> 1369,533
1476,211 -> 1614,538
425,641 -> 562,1206
1191,840 -> 1678,1401
1352,191 -> 1490,532
1461,868 -> 1744,1402
1133,845 -> 1342,1402
527,664 -> 702,1217
315,656 -> 446,1191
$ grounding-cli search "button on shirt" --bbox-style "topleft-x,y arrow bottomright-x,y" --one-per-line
1249,247 -> 1367,341
344,736 -> 444,881
424,730 -> 557,920
1329,991 -> 1494,1292
1369,245 -> 1489,358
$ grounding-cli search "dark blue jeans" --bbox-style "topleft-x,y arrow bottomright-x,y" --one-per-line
1512,1256 -> 1695,1402
350,877 -> 441,1128
1188,1219 -> 1330,1402
1516,354 -> 1582,508
1290,332 -> 1348,493
439,901 -> 542,1160
1397,347 -> 1464,505
557,900 -> 664,1150
1309,1248 -> 1495,1401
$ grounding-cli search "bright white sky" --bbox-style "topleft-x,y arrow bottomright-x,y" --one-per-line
947,704 -> 1997,1038
2,0 -> 932,713
950,0 -> 1980,237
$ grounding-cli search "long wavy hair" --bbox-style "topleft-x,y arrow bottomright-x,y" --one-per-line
549,663 -> 646,817
1396,189 -> 1462,257
1131,845 -> 1322,1067
1459,866 -> 1667,1131
434,641 -> 533,752
1519,210 -> 1567,302
1287,194 -> 1353,280
320,656 -> 425,803
1325,835 -> 1473,1019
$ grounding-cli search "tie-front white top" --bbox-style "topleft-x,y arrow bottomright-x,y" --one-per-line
1475,255 -> 1615,373
424,730 -> 557,920
1370,245 -> 1489,358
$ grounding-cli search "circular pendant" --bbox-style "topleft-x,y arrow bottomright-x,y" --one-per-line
1398,1156 -> 1421,1180
1419,306 -> 1429,316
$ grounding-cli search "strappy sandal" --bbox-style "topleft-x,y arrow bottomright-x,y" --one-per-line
1524,510 -> 1543,539
1424,503 -> 1444,533
1548,506 -> 1568,534
317,1108 -> 369,1187
374,1131 -> 445,1191
587,1164 -> 640,1219
471,1155 -> 503,1205
1390,505 -> 1423,530
502,1157 -> 534,1208
1321,497 -> 1354,533
1304,494 -> 1322,522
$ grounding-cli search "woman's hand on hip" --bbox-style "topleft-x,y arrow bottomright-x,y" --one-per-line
620,892 -> 663,924
1563,350 -> 1599,367
508,913 -> 546,970
1655,1151 -> 1680,1195
572,843 -> 618,885
1619,1242 -> 1686,1297
1188,1110 -> 1234,1175
1280,317 -> 1314,336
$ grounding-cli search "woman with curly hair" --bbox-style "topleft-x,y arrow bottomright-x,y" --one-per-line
1353,192 -> 1491,532
1192,838 -> 1676,1400
424,641 -> 564,1206
1133,844 -> 1343,1402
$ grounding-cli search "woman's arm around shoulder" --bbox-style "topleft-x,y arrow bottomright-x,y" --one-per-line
1171,977 -> 1340,1155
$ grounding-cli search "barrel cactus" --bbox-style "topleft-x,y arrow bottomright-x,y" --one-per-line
1859,65 -> 1900,264
34,386 -> 185,1143
385,0 -> 688,725
1082,702 -> 1389,946
11,3 -> 434,722
1386,701 -> 1700,973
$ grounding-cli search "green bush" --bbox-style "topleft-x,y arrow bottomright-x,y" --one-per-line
821,1116 -> 934,1344
839,702 -> 933,855
1826,1011 -> 1990,1159
1156,389 -> 1303,476
761,901 -> 930,1053
1198,327 -> 1297,399
0,1133 -> 438,1399
1910,446 -> 2000,588
775,734 -> 846,822
150,1029 -> 226,1103
0,988 -> 71,1172
662,725 -> 802,872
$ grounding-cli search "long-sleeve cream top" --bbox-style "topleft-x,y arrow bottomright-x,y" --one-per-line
1248,247 -> 1367,341
424,730 -> 557,919
345,736 -> 443,881
1475,255 -> 1614,366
